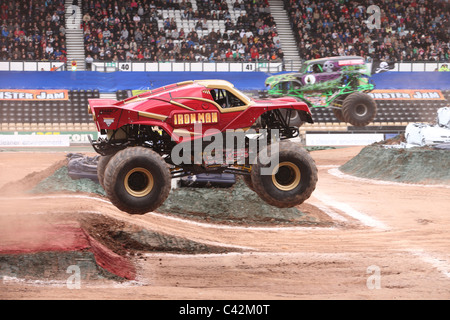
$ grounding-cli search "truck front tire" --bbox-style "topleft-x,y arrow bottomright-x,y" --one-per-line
250,141 -> 318,208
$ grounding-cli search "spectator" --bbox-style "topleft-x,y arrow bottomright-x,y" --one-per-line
250,45 -> 260,61
86,54 -> 93,70
120,27 -> 129,41
45,43 -> 54,55
83,12 -> 91,24
51,12 -> 60,23
439,64 -> 449,71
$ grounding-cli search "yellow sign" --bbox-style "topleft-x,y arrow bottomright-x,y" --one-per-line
173,112 -> 219,126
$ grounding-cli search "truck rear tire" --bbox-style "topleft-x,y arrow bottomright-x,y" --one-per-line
250,141 -> 317,208
97,154 -> 114,190
103,147 -> 171,215
280,109 -> 304,127
242,174 -> 255,192
342,92 -> 377,127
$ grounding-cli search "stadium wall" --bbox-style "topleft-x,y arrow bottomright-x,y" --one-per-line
370,72 -> 450,90
0,71 -> 449,92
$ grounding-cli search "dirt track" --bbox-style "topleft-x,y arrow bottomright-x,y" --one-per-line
0,146 -> 449,300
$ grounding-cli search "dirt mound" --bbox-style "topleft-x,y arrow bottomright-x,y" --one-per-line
29,166 -> 106,196
0,159 -> 67,195
23,162 -> 332,227
373,133 -> 406,145
0,213 -> 135,281
158,178 -> 329,226
80,214 -> 236,256
340,144 -> 450,185
0,211 -> 240,282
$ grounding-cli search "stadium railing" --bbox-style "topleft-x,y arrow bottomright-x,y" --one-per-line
1,60 -> 447,73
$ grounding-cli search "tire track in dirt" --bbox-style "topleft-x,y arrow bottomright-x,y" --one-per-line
313,156 -> 450,288
1,147 -> 450,298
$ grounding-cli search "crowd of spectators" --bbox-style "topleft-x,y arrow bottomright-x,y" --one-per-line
82,0 -> 284,65
0,0 -> 67,62
285,0 -> 449,63
1,0 -> 448,66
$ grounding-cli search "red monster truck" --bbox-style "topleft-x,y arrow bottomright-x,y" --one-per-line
88,80 -> 318,214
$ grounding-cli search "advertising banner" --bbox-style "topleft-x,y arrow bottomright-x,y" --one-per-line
368,89 -> 445,100
0,133 -> 70,147
0,131 -> 99,145
306,133 -> 384,146
0,89 -> 69,100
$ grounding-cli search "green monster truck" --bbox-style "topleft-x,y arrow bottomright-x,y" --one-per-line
265,56 -> 377,127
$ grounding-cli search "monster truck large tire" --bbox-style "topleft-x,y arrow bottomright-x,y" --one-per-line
250,141 -> 318,208
97,154 -> 114,190
331,95 -> 347,122
342,92 -> 377,127
103,147 -> 171,215
333,108 -> 347,123
280,109 -> 304,127
242,174 -> 255,192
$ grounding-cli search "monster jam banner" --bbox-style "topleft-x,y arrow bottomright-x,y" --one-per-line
371,61 -> 395,74
368,89 -> 446,100
0,89 -> 69,100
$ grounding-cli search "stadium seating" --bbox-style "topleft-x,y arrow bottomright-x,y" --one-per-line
116,90 -> 130,101
81,0 -> 280,63
0,90 -> 98,132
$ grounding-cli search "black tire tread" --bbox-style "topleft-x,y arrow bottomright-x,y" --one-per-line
342,92 -> 377,127
242,174 -> 255,192
103,147 -> 171,214
332,108 -> 347,123
251,141 -> 318,208
97,154 -> 114,190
